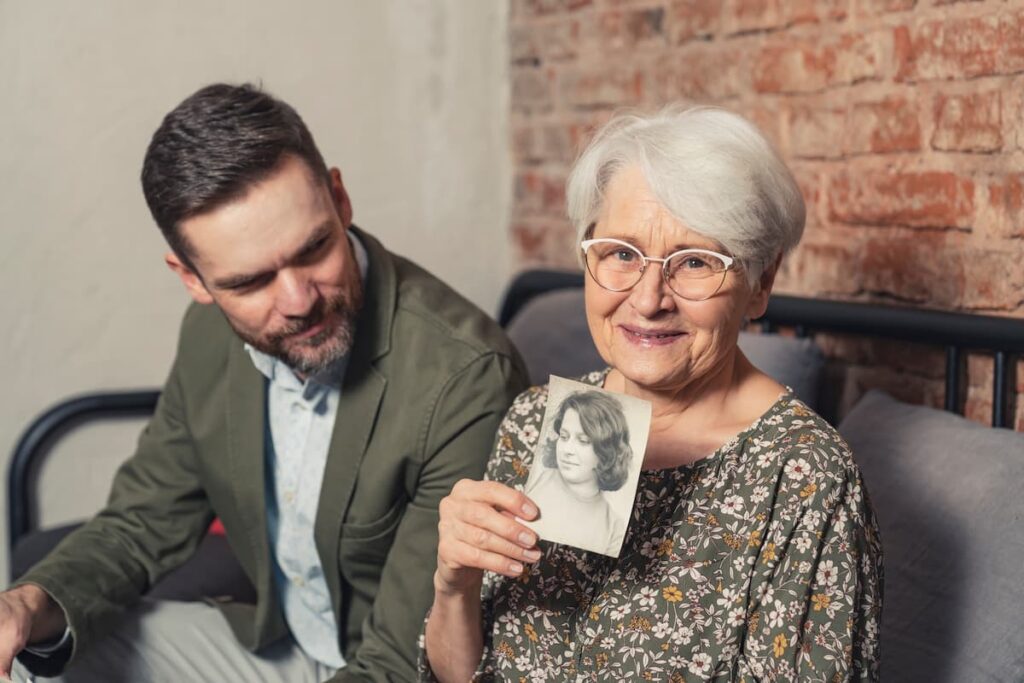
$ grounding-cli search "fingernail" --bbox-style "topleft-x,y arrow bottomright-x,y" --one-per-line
519,531 -> 536,546
509,562 -> 524,575
522,502 -> 538,518
524,549 -> 542,561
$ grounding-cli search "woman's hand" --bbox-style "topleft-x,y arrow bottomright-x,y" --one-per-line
434,479 -> 542,597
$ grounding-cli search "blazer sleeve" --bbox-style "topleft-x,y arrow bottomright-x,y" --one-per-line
14,347 -> 214,677
329,351 -> 528,683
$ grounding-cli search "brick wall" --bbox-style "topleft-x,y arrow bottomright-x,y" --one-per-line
509,0 -> 1024,428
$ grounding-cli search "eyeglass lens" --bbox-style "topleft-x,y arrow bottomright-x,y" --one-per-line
584,241 -> 729,301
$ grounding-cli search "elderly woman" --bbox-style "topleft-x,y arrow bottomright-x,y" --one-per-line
422,107 -> 882,681
525,390 -> 634,555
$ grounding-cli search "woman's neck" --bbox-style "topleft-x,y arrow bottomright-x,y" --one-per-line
605,351 -> 783,469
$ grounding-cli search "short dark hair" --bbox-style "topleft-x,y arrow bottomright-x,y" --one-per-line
141,83 -> 329,269
542,390 -> 632,491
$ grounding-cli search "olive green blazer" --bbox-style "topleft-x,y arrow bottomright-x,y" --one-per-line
17,227 -> 528,682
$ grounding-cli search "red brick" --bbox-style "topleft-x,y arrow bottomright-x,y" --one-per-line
657,44 -> 752,100
543,19 -> 585,61
512,220 -> 578,267
829,170 -> 975,229
1001,10 -> 1024,74
1006,76 -> 1024,151
855,0 -> 916,16
960,245 -> 1024,311
722,0 -> 782,35
980,175 -> 1024,239
785,97 -> 919,159
669,0 -> 721,43
561,63 -> 647,108
932,90 -> 1002,153
596,7 -> 667,50
514,169 -> 568,217
895,14 -> 1002,82
845,96 -> 921,154
518,0 -> 593,16
780,0 -> 848,25
778,240 -> 865,296
512,67 -> 555,114
788,106 -> 846,159
789,164 -> 825,232
510,24 -> 541,65
754,31 -> 888,94
859,232 -> 964,306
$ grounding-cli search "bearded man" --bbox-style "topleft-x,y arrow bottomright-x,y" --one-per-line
0,83 -> 526,682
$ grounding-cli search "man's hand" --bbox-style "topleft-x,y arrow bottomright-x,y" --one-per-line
0,584 -> 67,678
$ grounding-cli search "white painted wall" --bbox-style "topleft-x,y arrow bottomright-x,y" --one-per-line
0,0 -> 510,577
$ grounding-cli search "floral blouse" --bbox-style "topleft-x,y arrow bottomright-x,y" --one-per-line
420,370 -> 883,682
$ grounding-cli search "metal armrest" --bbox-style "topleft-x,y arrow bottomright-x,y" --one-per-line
7,390 -> 160,568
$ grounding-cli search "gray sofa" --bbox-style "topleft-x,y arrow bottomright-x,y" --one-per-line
506,285 -> 1024,683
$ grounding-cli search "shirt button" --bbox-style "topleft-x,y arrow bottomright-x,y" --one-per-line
284,491 -> 295,504
292,576 -> 305,587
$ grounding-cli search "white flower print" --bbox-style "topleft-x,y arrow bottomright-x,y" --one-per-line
784,458 -> 811,480
637,586 -> 658,608
721,495 -> 744,515
750,485 -> 770,504
794,534 -> 813,553
816,560 -> 838,586
688,652 -> 713,675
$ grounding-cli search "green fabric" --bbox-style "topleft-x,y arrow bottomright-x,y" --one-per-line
421,370 -> 883,682
16,227 -> 528,682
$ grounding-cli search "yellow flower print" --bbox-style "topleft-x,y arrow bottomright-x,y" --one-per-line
662,586 -> 683,602
800,482 -> 818,498
511,457 -> 527,477
589,604 -> 601,620
656,539 -> 674,557
812,594 -> 831,611
748,529 -> 762,547
628,615 -> 651,632
762,542 -> 777,564
524,623 -> 538,643
496,641 -> 514,659
773,633 -> 788,658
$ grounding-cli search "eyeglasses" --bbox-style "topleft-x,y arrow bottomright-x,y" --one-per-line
580,238 -> 736,301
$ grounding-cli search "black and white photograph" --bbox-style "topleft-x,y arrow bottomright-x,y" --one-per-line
523,375 -> 651,557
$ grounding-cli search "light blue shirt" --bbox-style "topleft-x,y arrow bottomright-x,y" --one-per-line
245,232 -> 367,668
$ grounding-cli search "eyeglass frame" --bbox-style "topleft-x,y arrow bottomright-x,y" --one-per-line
580,237 -> 737,301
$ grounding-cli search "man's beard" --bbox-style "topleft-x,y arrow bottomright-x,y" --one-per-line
236,283 -> 364,377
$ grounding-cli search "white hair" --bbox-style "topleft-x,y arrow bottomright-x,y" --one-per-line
566,106 -> 806,284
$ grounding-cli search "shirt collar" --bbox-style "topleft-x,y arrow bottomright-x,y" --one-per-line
244,230 -> 368,390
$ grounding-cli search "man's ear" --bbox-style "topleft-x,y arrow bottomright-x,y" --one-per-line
329,167 -> 354,228
165,252 -> 214,305
745,254 -> 782,321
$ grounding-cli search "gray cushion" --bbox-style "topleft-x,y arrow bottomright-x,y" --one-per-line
839,390 -> 1024,682
506,288 -> 824,410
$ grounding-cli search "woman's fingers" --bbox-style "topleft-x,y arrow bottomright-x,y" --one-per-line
437,480 -> 543,582
450,479 -> 538,520
450,507 -> 541,562
438,536 -> 529,578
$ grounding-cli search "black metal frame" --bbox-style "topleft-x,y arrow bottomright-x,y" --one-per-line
8,268 -> 1023,566
7,391 -> 159,564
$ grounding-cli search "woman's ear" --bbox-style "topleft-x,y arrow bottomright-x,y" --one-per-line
745,254 -> 782,321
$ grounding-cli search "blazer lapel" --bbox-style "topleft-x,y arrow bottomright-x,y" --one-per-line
315,226 -> 395,615
225,339 -> 283,640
